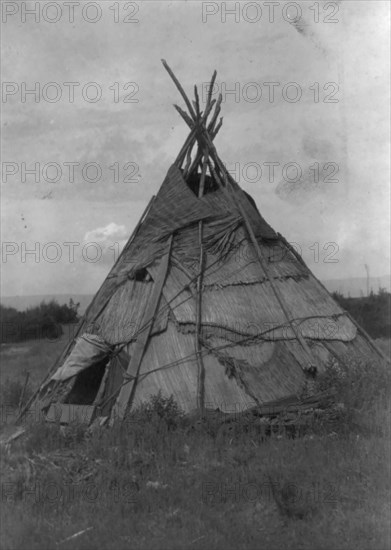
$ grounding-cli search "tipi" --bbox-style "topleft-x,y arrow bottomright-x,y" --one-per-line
25,61 -> 387,426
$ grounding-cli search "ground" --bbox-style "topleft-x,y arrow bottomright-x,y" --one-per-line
0,335 -> 390,550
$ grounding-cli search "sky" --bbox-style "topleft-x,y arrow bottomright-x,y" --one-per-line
1,0 -> 390,296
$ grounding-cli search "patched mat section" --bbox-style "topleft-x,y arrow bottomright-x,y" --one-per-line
206,338 -> 306,404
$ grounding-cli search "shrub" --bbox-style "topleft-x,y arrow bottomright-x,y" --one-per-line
332,288 -> 391,338
129,392 -> 185,431
315,356 -> 391,435
0,299 -> 79,344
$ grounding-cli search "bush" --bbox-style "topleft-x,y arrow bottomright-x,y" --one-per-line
129,392 -> 185,431
0,299 -> 80,344
315,356 -> 391,435
332,288 -> 391,339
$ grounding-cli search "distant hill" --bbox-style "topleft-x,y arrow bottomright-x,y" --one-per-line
1,276 -> 390,312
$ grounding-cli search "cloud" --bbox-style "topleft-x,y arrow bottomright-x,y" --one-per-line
84,222 -> 128,249
83,222 -> 129,270
83,223 -> 128,267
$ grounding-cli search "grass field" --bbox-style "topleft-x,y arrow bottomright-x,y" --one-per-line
0,335 -> 390,550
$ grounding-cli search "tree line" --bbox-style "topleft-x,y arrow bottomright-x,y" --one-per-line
0,299 -> 80,344
332,288 -> 390,339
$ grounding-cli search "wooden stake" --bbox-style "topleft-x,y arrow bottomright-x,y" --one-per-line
208,94 -> 223,130
202,98 -> 217,124
174,104 -> 194,128
194,85 -> 200,116
184,145 -> 193,175
195,151 -> 209,415
203,70 -> 217,121
162,59 -> 196,120
175,127 -> 197,167
18,372 -> 30,414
